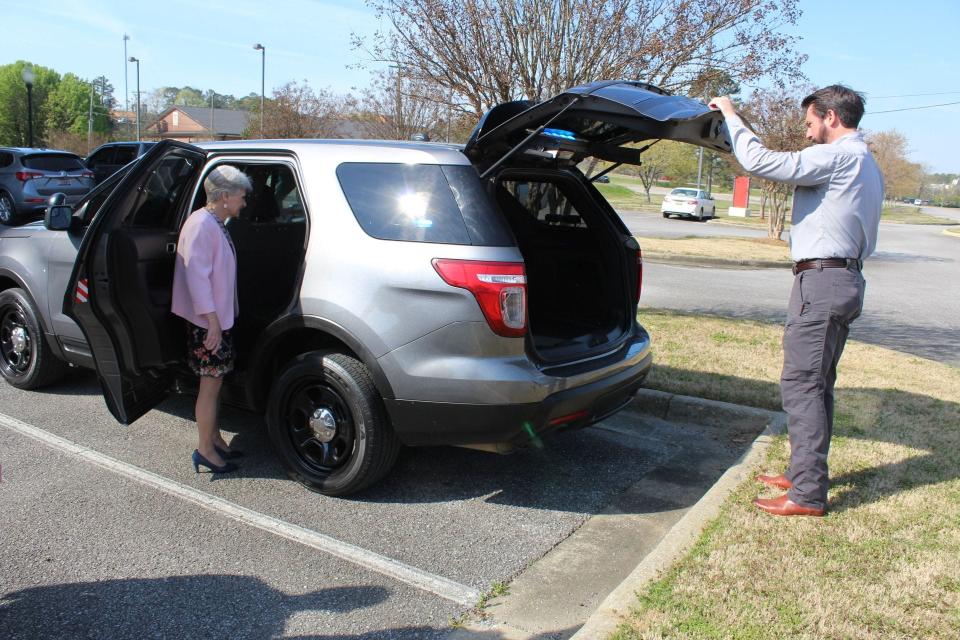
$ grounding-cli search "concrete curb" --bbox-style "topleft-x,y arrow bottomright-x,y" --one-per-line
943,227 -> 960,238
642,252 -> 789,270
569,389 -> 787,640
451,390 -> 787,639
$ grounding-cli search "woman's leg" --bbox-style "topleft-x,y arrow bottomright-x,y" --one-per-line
196,375 -> 225,465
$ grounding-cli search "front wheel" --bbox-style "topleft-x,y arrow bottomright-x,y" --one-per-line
266,350 -> 400,496
0,288 -> 68,389
662,212 -> 670,219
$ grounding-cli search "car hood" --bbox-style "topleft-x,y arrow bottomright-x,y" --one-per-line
0,220 -> 46,239
464,80 -> 731,174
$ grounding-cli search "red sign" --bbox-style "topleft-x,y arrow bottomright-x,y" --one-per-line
733,176 -> 750,209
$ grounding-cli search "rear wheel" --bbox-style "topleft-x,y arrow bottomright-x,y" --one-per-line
662,212 -> 670,219
698,207 -> 705,222
266,350 -> 400,496
0,288 -> 68,389
0,192 -> 17,226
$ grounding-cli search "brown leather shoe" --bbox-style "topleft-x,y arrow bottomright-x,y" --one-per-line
752,493 -> 825,517
756,473 -> 792,490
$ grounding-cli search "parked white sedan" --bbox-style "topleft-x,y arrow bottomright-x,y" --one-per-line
660,188 -> 715,221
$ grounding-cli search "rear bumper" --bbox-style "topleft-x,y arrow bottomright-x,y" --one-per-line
386,342 -> 652,448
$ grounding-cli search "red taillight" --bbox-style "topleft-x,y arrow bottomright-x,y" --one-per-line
686,199 -> 698,205
635,248 -> 643,303
15,171 -> 43,182
432,258 -> 527,337
81,170 -> 94,179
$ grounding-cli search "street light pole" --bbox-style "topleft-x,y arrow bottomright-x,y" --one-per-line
129,56 -> 140,141
253,43 -> 265,138
123,34 -> 130,113
21,65 -> 34,147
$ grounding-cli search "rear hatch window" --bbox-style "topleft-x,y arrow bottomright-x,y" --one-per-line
22,154 -> 85,172
337,163 -> 513,246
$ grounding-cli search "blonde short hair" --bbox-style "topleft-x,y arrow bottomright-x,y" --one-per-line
204,165 -> 252,203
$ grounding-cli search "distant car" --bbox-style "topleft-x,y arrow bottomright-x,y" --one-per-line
913,199 -> 922,206
84,141 -> 156,185
0,148 -> 94,226
661,188 -> 715,221
594,174 -> 610,183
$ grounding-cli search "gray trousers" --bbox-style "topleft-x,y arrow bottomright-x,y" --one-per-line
782,265 -> 865,509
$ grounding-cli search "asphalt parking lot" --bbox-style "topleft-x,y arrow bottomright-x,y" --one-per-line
0,369 -> 758,638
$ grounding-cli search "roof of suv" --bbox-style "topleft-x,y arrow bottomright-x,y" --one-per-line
199,139 -> 470,165
0,147 -> 82,156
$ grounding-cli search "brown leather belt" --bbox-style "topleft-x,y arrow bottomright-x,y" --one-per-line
792,258 -> 862,275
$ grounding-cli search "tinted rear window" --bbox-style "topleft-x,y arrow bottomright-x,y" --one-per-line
336,163 -> 513,246
672,189 -> 698,197
22,154 -> 85,171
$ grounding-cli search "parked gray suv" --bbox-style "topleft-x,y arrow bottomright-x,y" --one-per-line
0,81 -> 731,495
0,148 -> 94,225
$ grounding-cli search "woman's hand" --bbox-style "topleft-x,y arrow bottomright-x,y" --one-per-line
203,314 -> 222,352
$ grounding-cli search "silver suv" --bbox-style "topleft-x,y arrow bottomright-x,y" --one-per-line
0,81 -> 730,495
0,148 -> 94,225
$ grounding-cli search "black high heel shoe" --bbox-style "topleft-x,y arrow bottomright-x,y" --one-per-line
192,450 -> 239,474
215,446 -> 244,460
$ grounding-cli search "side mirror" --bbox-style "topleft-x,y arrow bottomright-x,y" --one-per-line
44,193 -> 72,231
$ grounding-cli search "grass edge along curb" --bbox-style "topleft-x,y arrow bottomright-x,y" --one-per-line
943,226 -> 960,238
642,252 -> 790,270
570,389 -> 787,640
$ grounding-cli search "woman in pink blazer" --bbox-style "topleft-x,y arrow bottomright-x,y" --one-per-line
172,165 -> 251,474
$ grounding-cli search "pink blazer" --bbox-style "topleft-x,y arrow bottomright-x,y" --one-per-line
171,208 -> 238,330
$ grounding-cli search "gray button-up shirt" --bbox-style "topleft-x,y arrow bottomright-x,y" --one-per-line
725,115 -> 884,262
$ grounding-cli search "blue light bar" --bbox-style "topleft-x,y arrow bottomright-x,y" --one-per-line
542,128 -> 578,141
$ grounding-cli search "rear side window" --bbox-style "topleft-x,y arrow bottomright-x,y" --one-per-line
500,180 -> 588,229
86,147 -> 115,168
113,146 -> 138,165
125,151 -> 200,228
22,154 -> 85,171
336,162 -> 512,246
0,152 -> 13,168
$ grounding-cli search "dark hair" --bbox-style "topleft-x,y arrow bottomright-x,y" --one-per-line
801,85 -> 865,128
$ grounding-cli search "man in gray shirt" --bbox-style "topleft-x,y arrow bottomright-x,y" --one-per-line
710,85 -> 884,517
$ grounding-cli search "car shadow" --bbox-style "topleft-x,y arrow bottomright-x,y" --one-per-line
0,577 -> 392,639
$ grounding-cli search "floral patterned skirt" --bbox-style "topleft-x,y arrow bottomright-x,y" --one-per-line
186,323 -> 235,378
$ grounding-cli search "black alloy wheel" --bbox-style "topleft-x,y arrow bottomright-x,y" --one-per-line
266,350 -> 400,496
0,298 -> 33,379
0,288 -> 66,389
0,192 -> 16,225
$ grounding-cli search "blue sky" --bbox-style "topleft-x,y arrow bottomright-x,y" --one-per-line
3,0 -> 958,172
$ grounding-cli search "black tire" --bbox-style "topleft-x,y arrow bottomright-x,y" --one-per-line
0,288 -> 68,389
698,207 -> 705,222
662,212 -> 670,219
266,350 -> 400,496
0,191 -> 18,226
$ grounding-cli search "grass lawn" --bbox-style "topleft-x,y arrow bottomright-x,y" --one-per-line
881,205 -> 958,225
613,309 -> 960,639
637,235 -> 791,264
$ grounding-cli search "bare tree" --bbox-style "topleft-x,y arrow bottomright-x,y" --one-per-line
356,70 -> 446,140
357,0 -> 805,119
248,81 -> 350,139
741,85 -> 811,241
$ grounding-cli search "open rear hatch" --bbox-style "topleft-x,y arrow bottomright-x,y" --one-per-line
465,81 -> 731,366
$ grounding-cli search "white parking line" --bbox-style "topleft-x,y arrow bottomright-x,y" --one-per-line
0,411 -> 481,607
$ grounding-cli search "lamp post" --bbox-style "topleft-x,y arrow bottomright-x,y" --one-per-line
253,43 -> 265,138
128,56 -> 140,141
123,34 -> 130,112
21,65 -> 34,147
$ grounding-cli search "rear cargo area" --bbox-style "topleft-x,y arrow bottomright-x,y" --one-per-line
494,174 -> 630,363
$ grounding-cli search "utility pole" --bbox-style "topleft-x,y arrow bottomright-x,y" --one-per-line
129,56 -> 140,142
390,65 -> 403,140
253,44 -> 265,138
123,34 -> 129,113
88,83 -> 94,150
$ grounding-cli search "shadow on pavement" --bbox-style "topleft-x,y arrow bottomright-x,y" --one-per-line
0,577 -> 391,639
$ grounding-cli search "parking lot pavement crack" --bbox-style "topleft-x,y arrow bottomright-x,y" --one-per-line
0,411 -> 481,607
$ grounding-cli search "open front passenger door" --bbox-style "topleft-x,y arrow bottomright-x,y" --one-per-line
65,140 -> 206,424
